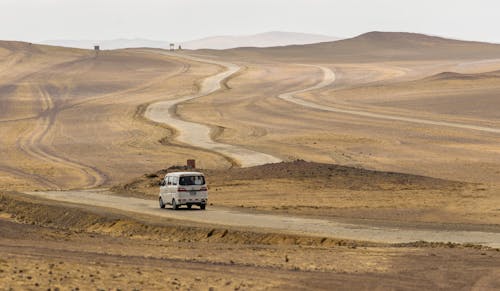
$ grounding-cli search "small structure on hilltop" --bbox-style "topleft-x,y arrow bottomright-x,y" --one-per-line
169,43 -> 175,51
94,45 -> 100,57
178,45 -> 182,50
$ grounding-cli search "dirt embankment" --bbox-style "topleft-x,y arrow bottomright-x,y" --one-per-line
0,191 -> 368,248
108,160 -> 500,226
114,160 -> 465,196
5,190 -> 497,250
2,191 -> 500,290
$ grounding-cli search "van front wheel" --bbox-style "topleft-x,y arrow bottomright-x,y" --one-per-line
200,204 -> 206,210
172,199 -> 179,210
159,197 -> 165,209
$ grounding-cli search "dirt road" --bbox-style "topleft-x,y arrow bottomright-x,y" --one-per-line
146,52 -> 500,171
279,65 -> 500,134
145,51 -> 282,167
25,190 -> 500,248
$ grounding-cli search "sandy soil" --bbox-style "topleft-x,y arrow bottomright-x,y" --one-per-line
113,161 -> 500,225
23,189 -> 500,248
0,43 -> 230,191
281,65 -> 500,134
144,50 -> 282,167
176,49 -> 500,183
1,193 -> 500,290
3,33 -> 500,289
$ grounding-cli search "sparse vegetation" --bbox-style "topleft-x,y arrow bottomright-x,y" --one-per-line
2,32 -> 500,289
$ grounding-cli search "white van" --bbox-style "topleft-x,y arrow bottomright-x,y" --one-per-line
159,172 -> 208,210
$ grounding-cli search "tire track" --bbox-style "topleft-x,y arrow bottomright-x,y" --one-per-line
16,85 -> 107,189
279,65 -> 500,134
0,165 -> 58,189
9,53 -> 191,189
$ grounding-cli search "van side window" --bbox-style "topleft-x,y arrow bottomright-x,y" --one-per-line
167,176 -> 172,185
172,177 -> 178,186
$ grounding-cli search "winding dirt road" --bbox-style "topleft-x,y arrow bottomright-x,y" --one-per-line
25,190 -> 500,248
146,53 -> 500,170
145,51 -> 282,167
279,65 -> 500,134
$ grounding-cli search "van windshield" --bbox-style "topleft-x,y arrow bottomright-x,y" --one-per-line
179,175 -> 205,186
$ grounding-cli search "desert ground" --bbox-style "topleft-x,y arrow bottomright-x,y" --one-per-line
1,32 -> 500,289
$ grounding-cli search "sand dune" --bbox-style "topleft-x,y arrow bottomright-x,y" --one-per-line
3,32 -> 500,290
201,31 -> 500,62
0,42 -> 229,190
425,70 -> 500,81
178,33 -> 500,184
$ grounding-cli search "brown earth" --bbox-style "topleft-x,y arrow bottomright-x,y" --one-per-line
1,192 -> 499,290
198,31 -> 500,62
178,36 -> 500,184
0,42 -> 233,192
111,160 -> 500,226
3,32 -> 500,289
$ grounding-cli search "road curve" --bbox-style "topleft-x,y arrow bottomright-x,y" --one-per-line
145,51 -> 282,167
25,190 -> 500,248
279,65 -> 500,134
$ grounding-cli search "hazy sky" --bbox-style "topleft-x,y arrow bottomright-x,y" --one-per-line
1,0 -> 499,43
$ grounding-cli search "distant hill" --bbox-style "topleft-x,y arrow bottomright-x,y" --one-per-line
203,31 -> 500,62
180,31 -> 340,50
39,31 -> 340,50
40,38 -> 172,50
425,70 -> 500,81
